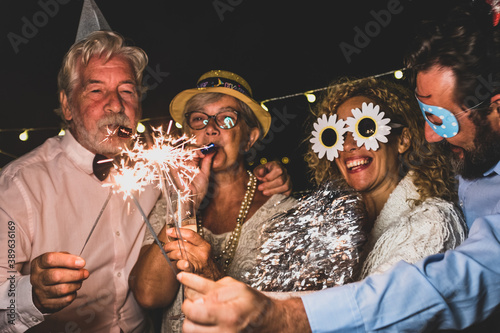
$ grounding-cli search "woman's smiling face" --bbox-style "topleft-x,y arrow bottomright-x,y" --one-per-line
334,96 -> 402,195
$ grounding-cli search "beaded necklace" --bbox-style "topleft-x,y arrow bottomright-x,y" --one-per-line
197,170 -> 257,272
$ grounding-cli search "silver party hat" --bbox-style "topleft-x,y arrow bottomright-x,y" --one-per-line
75,0 -> 111,43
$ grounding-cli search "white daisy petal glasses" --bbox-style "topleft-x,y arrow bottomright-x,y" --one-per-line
345,102 -> 392,151
310,114 -> 347,161
310,102 -> 396,161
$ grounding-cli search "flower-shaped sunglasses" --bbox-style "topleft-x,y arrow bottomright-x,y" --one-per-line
310,102 -> 402,161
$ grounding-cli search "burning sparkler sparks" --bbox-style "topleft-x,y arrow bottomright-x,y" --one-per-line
113,125 -> 203,274
107,125 -> 200,198
83,123 -> 208,274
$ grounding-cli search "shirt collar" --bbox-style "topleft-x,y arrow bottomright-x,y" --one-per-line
61,131 -> 95,175
484,160 -> 500,177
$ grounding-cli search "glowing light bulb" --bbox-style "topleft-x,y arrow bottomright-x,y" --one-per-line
19,130 -> 28,141
175,122 -> 183,129
260,157 -> 268,165
305,93 -> 316,103
137,122 -> 146,133
261,103 -> 269,112
281,157 -> 290,164
394,70 -> 404,79
58,129 -> 66,136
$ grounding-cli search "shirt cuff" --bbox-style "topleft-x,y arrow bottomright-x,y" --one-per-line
15,275 -> 44,329
301,282 -> 365,333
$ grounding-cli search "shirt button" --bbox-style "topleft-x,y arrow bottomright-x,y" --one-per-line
116,231 -> 120,236
460,201 -> 464,207
32,317 -> 39,322
117,272 -> 122,277
117,313 -> 121,319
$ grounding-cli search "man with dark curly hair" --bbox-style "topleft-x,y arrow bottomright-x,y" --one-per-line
176,1 -> 500,332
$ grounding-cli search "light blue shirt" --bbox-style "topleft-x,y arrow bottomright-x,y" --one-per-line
302,161 -> 500,332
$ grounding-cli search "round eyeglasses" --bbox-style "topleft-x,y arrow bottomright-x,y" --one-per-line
185,110 -> 239,130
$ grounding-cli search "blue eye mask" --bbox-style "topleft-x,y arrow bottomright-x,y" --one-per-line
416,97 -> 459,138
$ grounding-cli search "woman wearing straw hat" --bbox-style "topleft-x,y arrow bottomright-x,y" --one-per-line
130,70 -> 296,332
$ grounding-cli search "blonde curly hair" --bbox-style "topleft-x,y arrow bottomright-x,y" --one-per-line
304,77 -> 457,204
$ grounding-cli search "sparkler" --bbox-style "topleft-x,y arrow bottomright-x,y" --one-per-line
80,121 -> 212,277
108,125 -> 200,197
80,123 -> 204,275
79,189 -> 112,256
109,125 -> 218,323
77,123 -> 210,323
108,124 -> 203,273
131,193 -> 177,273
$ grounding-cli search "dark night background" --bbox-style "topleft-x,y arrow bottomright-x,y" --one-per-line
1,0 -> 451,191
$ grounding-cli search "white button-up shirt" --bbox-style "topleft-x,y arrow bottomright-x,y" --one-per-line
0,132 -> 159,332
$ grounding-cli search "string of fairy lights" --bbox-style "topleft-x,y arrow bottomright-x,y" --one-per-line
0,69 -> 405,162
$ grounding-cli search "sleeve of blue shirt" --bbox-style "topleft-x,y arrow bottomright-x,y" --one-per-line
301,215 -> 500,332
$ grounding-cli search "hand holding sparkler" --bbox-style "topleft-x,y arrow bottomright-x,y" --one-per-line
178,272 -> 290,333
164,227 -> 225,281
105,125 -> 221,321
30,252 -> 89,313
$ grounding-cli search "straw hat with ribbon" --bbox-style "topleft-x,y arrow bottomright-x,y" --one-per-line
170,70 -> 271,136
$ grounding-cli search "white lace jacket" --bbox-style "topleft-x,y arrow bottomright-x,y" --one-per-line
360,173 -> 467,279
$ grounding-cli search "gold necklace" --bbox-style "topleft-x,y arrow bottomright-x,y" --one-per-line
197,170 -> 257,272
